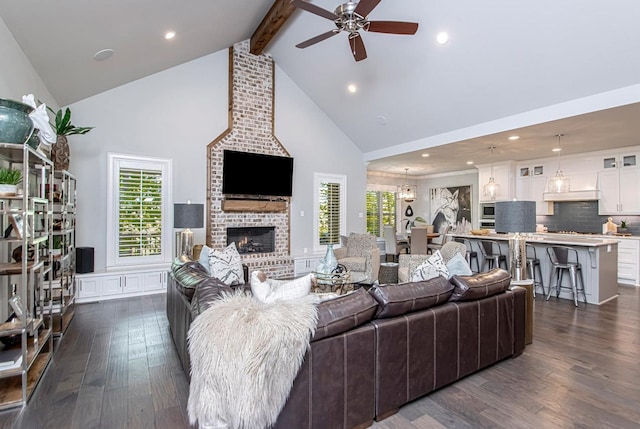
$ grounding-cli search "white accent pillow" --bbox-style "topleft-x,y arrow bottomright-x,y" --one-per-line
198,244 -> 211,274
250,271 -> 313,303
410,250 -> 449,281
445,252 -> 473,278
208,242 -> 245,285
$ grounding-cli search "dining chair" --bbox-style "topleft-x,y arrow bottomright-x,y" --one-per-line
383,225 -> 409,262
427,225 -> 450,254
409,226 -> 429,255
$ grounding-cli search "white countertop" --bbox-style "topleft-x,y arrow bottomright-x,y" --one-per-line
453,232 -> 621,247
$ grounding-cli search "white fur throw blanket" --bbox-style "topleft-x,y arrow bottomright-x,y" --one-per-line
187,291 -> 318,429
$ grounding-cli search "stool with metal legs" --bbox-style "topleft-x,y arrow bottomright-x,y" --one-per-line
526,244 -> 545,297
478,239 -> 508,272
454,237 -> 480,273
546,245 -> 587,307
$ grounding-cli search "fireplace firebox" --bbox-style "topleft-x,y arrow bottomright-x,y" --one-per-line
227,227 -> 276,254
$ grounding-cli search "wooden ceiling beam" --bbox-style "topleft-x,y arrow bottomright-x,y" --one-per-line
250,0 -> 297,55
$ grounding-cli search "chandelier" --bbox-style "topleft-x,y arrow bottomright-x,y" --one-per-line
547,134 -> 570,193
483,146 -> 500,200
398,168 -> 417,202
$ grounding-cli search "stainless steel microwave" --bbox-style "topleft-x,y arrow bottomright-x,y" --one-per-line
480,203 -> 496,219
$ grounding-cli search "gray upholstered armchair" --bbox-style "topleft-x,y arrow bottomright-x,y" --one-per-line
333,232 -> 380,283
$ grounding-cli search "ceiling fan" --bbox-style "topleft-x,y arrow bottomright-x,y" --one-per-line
293,0 -> 419,62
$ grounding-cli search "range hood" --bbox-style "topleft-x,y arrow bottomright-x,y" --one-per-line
543,173 -> 599,201
543,189 -> 600,202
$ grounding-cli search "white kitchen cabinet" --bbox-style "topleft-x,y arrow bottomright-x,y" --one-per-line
617,238 -> 640,286
598,152 -> 640,215
515,165 -> 554,215
477,161 -> 516,202
294,256 -> 323,276
77,267 -> 168,303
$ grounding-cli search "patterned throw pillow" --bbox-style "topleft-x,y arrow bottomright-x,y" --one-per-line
410,250 -> 449,281
208,242 -> 245,285
250,270 -> 313,303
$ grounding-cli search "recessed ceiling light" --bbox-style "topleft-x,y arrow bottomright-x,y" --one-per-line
466,161 -> 474,165
347,84 -> 357,93
165,31 -> 176,40
552,147 -> 562,152
508,135 -> 520,140
421,153 -> 429,158
376,115 -> 388,126
436,32 -> 449,45
94,48 -> 114,61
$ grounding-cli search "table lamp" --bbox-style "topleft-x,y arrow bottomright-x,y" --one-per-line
174,202 -> 204,259
495,201 -> 536,281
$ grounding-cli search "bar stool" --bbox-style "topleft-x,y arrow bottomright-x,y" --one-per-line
546,246 -> 587,307
478,240 -> 508,272
454,237 -> 480,273
526,244 -> 545,297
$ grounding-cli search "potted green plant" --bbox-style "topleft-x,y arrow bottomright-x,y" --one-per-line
619,220 -> 629,234
0,167 -> 22,196
45,106 -> 94,171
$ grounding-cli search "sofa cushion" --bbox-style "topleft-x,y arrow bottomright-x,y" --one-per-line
198,244 -> 211,274
445,252 -> 473,278
250,271 -> 313,303
368,276 -> 454,318
207,242 -> 245,285
448,268 -> 511,302
312,288 -> 379,341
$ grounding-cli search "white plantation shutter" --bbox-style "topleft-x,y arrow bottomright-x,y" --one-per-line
107,153 -> 173,268
118,167 -> 163,257
319,181 -> 341,245
314,173 -> 346,251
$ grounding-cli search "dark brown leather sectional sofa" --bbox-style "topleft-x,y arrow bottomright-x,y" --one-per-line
167,258 -> 527,429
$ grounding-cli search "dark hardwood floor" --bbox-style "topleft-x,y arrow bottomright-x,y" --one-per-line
2,285 -> 640,429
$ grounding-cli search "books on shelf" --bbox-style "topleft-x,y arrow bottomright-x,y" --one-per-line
0,348 -> 23,370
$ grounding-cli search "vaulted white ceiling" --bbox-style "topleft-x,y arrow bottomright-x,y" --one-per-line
2,0 -> 640,176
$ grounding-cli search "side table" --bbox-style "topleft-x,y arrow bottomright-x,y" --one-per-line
379,262 -> 399,284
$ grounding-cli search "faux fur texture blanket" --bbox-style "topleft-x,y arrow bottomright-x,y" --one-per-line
187,291 -> 318,429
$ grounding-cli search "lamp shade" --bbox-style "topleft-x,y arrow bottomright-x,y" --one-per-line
174,203 -> 204,229
495,201 -> 536,233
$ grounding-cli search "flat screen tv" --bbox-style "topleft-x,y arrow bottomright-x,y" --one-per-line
222,150 -> 294,197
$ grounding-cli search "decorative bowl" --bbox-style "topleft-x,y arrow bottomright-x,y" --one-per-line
0,98 -> 34,144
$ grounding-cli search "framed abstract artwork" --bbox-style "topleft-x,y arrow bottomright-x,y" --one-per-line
428,185 -> 472,233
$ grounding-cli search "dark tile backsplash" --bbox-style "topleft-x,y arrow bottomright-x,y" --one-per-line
537,201 -> 640,235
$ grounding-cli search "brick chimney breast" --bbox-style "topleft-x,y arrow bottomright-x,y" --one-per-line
206,40 -> 293,279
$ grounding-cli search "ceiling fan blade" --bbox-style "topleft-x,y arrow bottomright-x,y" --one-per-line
296,30 -> 339,48
349,33 -> 367,62
366,21 -> 419,35
292,0 -> 339,21
354,0 -> 381,17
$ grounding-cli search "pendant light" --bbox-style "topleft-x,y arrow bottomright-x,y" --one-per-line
547,134 -> 570,193
483,146 -> 500,200
398,168 -> 417,202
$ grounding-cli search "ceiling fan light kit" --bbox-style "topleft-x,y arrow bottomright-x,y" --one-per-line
293,0 -> 418,61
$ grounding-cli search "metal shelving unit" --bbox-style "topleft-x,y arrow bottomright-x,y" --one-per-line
0,143 -> 53,410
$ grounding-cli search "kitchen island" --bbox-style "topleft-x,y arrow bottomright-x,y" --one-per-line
452,233 -> 619,305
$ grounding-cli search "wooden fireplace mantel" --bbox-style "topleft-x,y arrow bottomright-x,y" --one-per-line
222,199 -> 288,212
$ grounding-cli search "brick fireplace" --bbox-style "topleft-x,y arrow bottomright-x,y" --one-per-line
206,40 -> 294,278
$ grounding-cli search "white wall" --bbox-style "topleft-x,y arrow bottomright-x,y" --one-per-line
65,47 -> 366,271
0,16 -> 56,108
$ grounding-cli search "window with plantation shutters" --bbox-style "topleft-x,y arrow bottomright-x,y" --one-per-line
314,173 -> 346,251
118,167 -> 162,257
107,153 -> 173,268
366,190 -> 397,237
